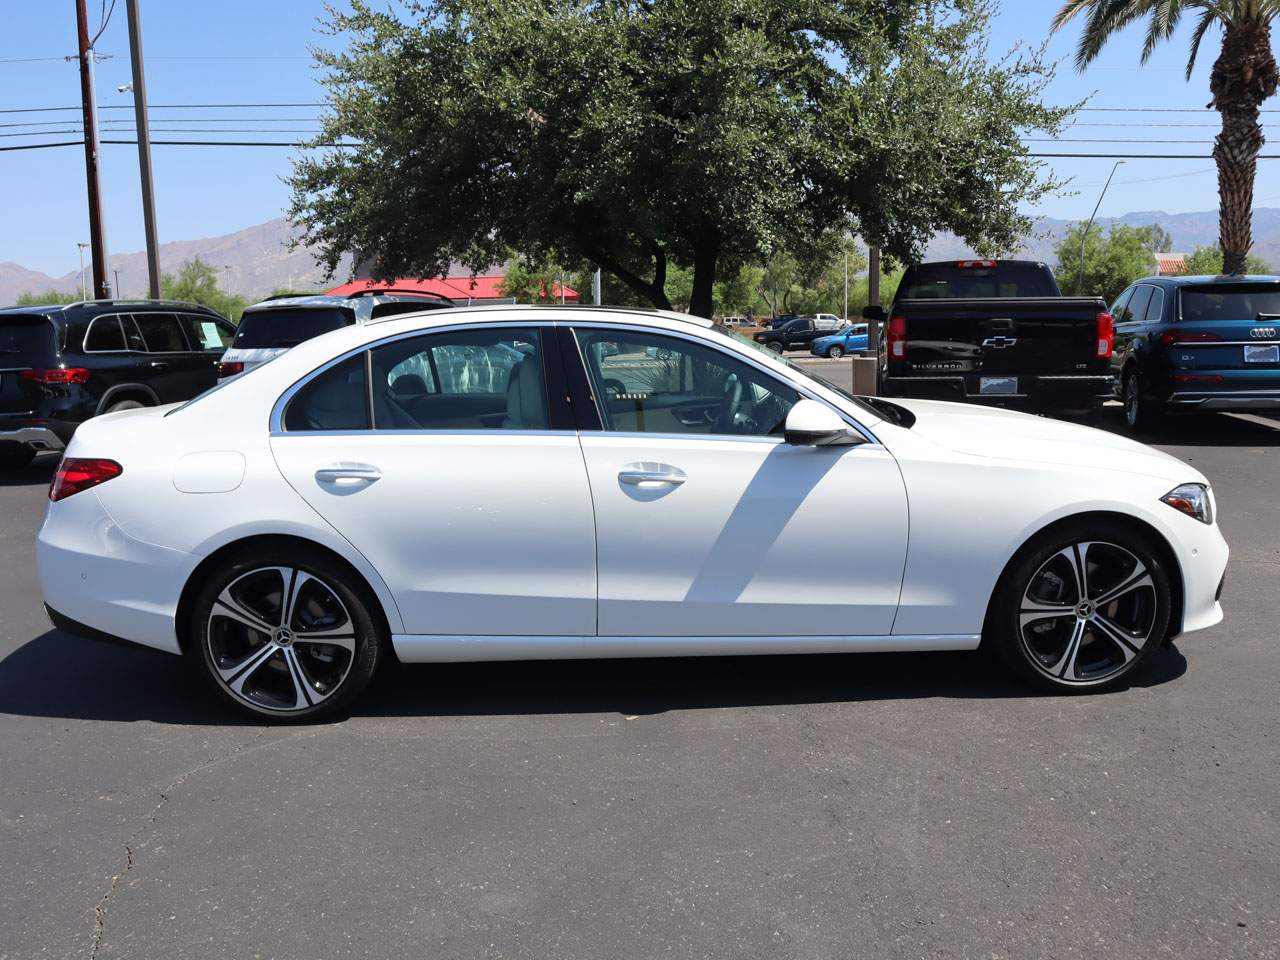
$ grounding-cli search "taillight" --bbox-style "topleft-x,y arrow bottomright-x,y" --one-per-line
1160,331 -> 1222,347
216,361 -> 244,378
20,367 -> 90,385
887,315 -> 908,360
956,259 -> 997,268
1096,311 -> 1114,359
49,458 -> 122,502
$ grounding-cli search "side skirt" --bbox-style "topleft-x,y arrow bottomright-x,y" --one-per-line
391,633 -> 982,663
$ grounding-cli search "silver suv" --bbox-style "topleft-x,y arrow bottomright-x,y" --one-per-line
217,290 -> 452,378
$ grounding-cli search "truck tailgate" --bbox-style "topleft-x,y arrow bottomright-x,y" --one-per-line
895,297 -> 1103,375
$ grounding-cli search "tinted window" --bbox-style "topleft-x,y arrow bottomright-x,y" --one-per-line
1181,284 -> 1280,321
1110,287 -> 1133,323
83,316 -> 126,352
1126,285 -> 1153,325
899,262 -> 1058,299
233,307 -> 353,349
368,328 -> 547,430
575,329 -> 799,437
132,312 -> 190,352
284,353 -> 369,431
0,317 -> 56,364
1144,287 -> 1165,322
122,316 -> 147,352
181,314 -> 234,351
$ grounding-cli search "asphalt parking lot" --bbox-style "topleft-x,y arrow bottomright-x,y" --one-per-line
2,378 -> 1278,958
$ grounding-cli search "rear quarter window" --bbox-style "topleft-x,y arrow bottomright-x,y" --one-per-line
0,316 -> 58,364
899,263 -> 1059,299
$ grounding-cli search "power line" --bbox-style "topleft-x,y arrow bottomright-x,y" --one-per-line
0,102 -> 325,114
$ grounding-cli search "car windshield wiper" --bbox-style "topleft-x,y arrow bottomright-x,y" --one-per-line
1256,313 -> 1280,321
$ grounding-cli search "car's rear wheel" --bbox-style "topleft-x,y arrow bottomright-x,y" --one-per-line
827,344 -> 845,359
105,399 -> 145,414
766,341 -> 784,354
189,548 -> 385,721
1123,368 -> 1163,433
988,520 -> 1172,692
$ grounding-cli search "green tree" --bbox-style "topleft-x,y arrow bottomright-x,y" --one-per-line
1052,1 -> 1280,276
160,258 -> 248,321
1053,223 -> 1170,302
1182,243 -> 1271,275
15,290 -> 79,306
291,0 -> 1071,318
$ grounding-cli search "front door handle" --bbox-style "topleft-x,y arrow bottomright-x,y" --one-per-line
618,464 -> 686,487
315,463 -> 382,486
149,360 -> 168,369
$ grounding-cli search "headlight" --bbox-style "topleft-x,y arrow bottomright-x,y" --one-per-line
1161,483 -> 1214,524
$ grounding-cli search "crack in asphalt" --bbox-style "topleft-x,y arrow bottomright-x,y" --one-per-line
87,727 -> 270,959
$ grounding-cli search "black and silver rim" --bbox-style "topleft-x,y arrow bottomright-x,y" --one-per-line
1124,374 -> 1140,426
829,345 -> 844,358
1019,541 -> 1158,685
206,566 -> 357,713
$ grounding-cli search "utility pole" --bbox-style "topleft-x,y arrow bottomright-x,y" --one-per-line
77,243 -> 89,300
75,0 -> 110,299
868,245 -> 881,350
126,0 -> 160,299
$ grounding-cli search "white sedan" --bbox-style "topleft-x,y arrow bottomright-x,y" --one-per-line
37,306 -> 1229,720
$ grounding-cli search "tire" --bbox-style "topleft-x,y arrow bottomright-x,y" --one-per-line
188,546 -> 386,722
1123,368 -> 1163,433
987,518 -> 1172,693
0,444 -> 37,468
766,341 -> 784,354
105,399 -> 145,414
827,345 -> 845,359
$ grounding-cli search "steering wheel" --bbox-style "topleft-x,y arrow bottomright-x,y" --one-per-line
713,376 -> 744,434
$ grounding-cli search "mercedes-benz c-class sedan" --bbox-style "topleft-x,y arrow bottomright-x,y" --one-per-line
36,306 -> 1229,720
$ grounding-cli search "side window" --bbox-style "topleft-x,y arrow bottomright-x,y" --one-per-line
574,329 -> 800,437
283,353 -> 370,431
1144,287 -> 1165,322
1110,287 -> 1134,324
122,315 -> 147,352
132,312 -> 190,352
180,314 -> 235,351
1126,285 -> 1153,326
368,327 -> 547,430
83,316 -> 126,352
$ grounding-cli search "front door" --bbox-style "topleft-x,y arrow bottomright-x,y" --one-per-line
571,326 -> 908,638
270,324 -> 596,637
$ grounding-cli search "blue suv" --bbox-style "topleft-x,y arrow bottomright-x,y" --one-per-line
809,324 -> 869,359
1111,275 -> 1280,431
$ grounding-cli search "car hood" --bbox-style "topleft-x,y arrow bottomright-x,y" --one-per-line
887,398 -> 1204,484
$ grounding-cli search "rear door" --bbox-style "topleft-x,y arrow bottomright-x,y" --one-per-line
0,314 -> 59,415
179,313 -> 236,387
128,312 -> 208,401
1170,282 -> 1280,384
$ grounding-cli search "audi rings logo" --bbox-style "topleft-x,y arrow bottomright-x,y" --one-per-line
1251,327 -> 1277,338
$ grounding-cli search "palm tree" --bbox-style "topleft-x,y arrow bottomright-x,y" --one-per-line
1052,1 -> 1280,275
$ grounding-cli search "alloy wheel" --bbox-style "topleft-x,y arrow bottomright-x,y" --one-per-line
828,345 -> 845,359
1018,541 -> 1158,685
1124,372 -> 1140,427
205,566 -> 357,713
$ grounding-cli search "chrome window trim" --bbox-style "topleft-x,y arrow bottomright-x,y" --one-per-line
80,314 -> 130,354
567,321 -> 881,445
270,319 -> 563,435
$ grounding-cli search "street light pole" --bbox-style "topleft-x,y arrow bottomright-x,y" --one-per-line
1076,160 -> 1125,295
843,248 -> 849,323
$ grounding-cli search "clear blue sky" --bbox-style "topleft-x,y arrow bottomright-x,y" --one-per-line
3,0 -> 1278,276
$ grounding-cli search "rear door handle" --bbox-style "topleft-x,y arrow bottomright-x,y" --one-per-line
618,464 -> 686,487
149,361 -> 168,369
315,463 -> 382,486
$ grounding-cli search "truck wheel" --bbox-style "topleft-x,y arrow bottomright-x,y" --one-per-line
1123,369 -> 1163,433
827,344 -> 845,359
766,341 -> 784,354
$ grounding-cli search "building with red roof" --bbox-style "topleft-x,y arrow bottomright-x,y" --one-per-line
325,271 -> 579,304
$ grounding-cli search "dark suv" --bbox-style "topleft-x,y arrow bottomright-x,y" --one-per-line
0,299 -> 236,466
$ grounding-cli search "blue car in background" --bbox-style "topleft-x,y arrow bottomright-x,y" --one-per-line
809,324 -> 869,358
1111,274 -> 1280,431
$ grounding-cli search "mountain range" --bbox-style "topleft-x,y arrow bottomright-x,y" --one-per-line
5,208 -> 1280,306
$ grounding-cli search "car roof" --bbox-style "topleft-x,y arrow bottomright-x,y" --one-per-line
243,292 -> 454,323
1137,274 -> 1280,287
0,299 -> 225,320
362,302 -> 713,328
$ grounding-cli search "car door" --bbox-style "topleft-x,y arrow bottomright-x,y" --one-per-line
269,323 -> 597,638
570,324 -> 908,638
179,313 -> 236,386
127,312 -> 208,401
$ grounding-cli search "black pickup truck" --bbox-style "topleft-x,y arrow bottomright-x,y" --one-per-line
866,260 -> 1113,414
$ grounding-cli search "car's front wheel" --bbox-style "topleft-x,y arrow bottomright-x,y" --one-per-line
189,547 -> 385,721
988,519 -> 1172,692
827,344 -> 845,359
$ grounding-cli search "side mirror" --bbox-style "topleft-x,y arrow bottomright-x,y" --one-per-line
784,399 -> 861,447
861,304 -> 886,322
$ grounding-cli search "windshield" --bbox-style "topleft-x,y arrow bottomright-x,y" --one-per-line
899,262 -> 1058,299
1181,284 -> 1280,321
232,307 -> 353,349
712,323 -> 910,425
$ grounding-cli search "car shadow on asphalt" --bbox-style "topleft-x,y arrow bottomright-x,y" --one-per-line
0,630 -> 1188,725
1089,407 -> 1280,447
0,454 -> 58,487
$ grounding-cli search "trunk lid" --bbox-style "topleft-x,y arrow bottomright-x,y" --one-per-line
1166,283 -> 1280,380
